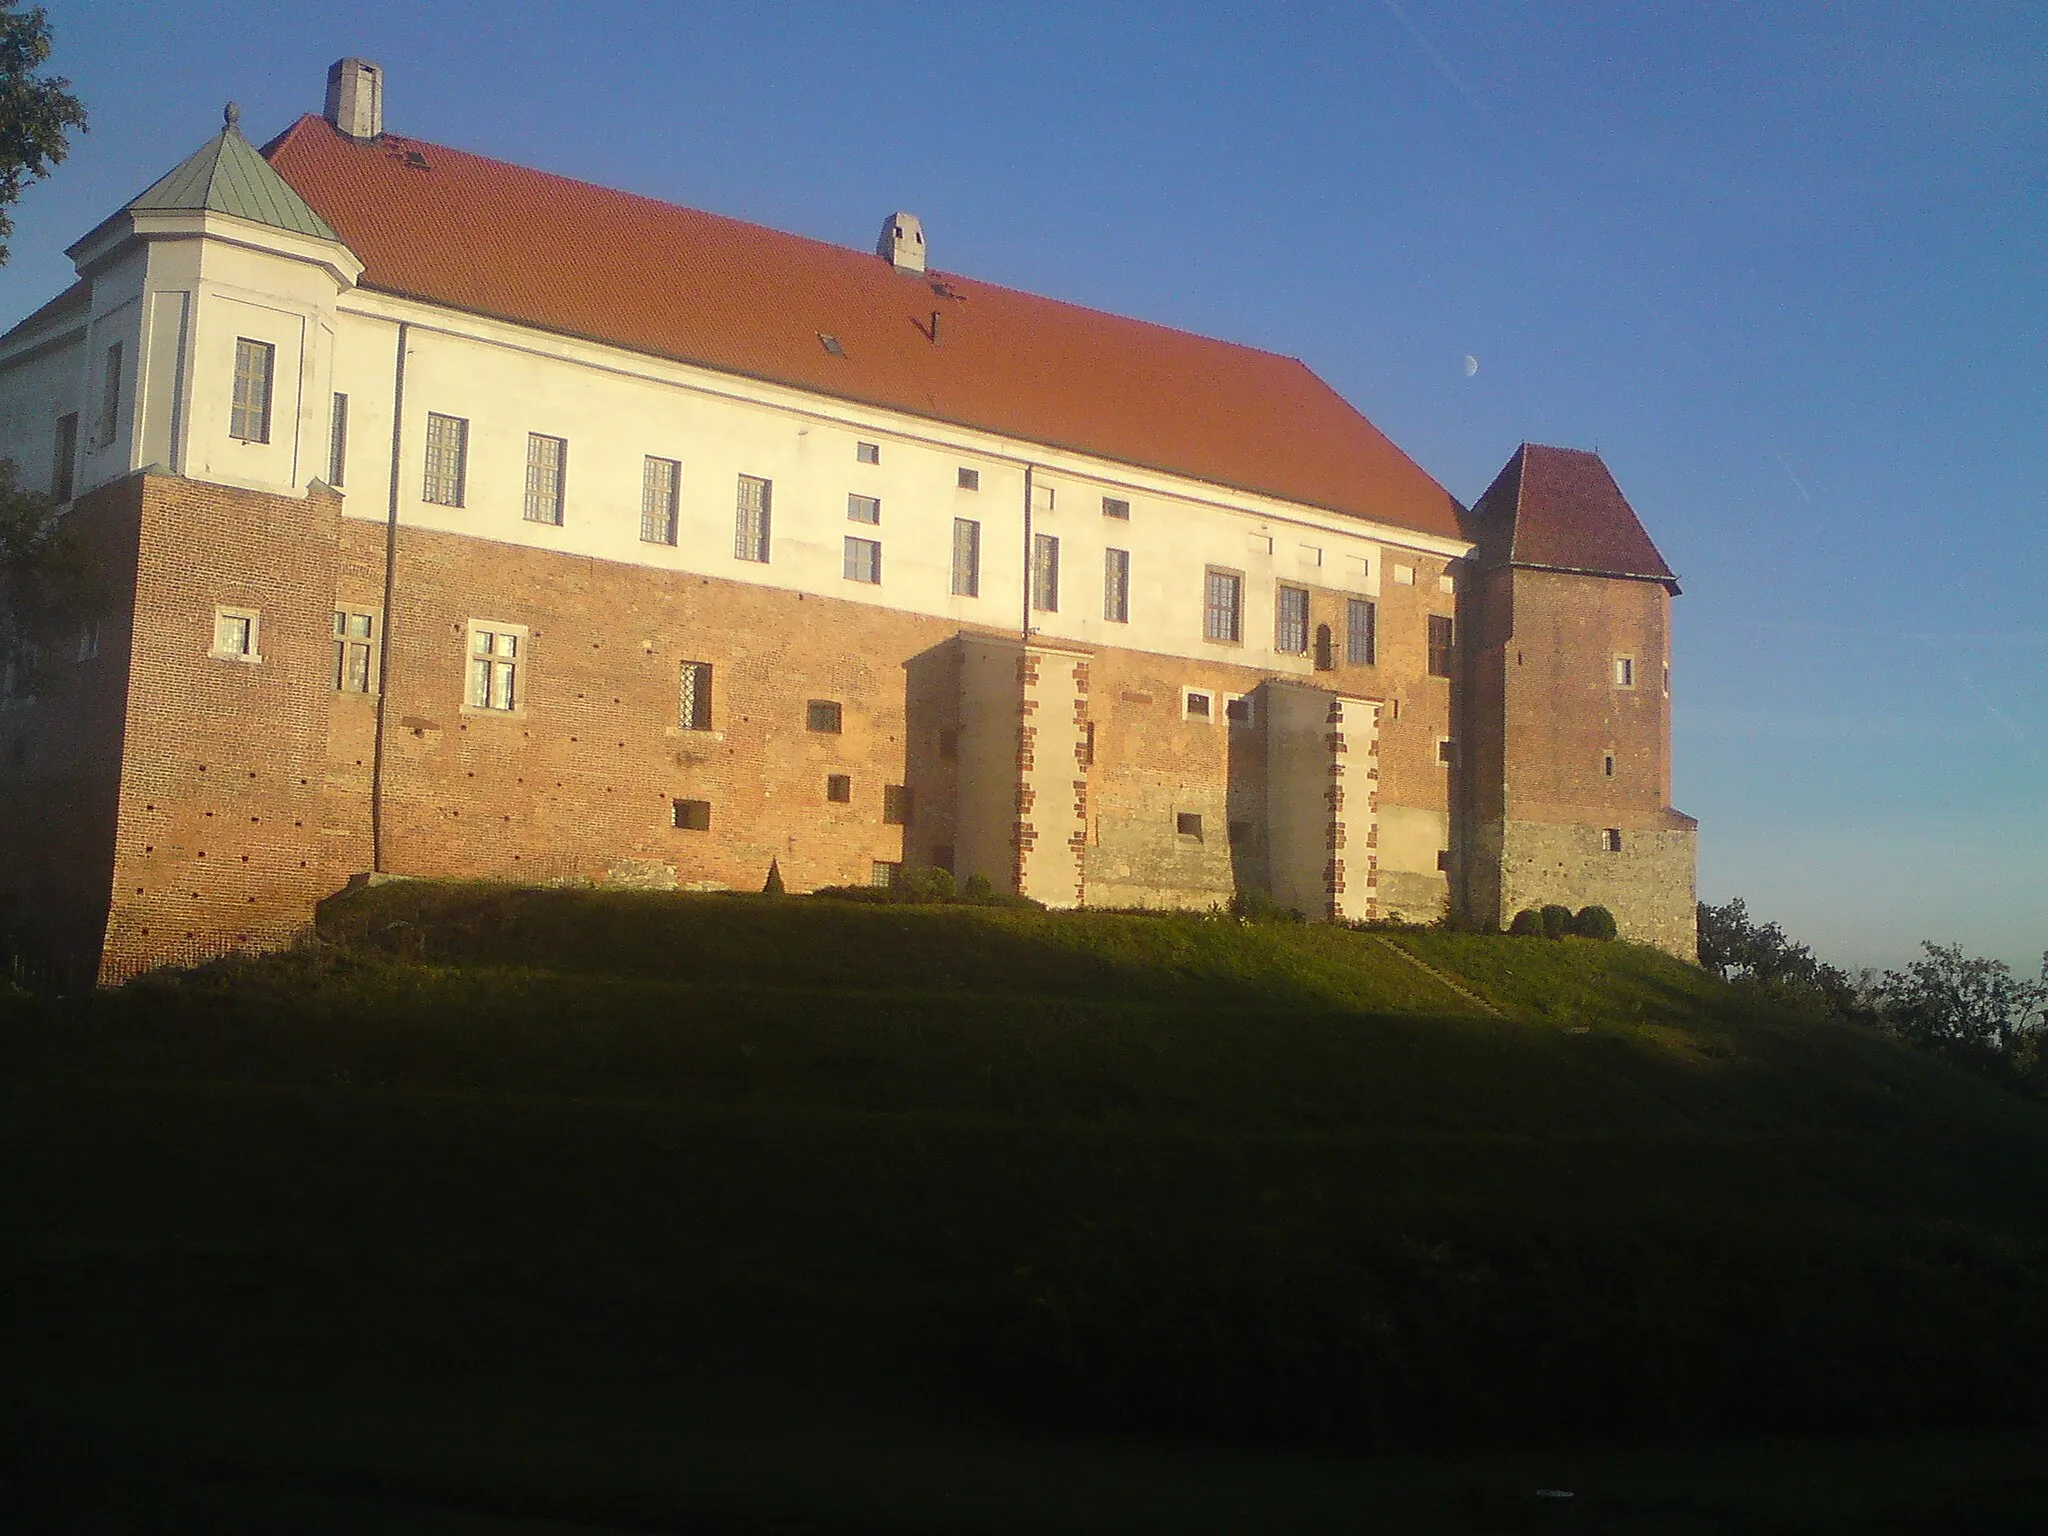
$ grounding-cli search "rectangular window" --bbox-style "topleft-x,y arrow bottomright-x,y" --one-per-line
1603,751 -> 1616,778
1602,828 -> 1624,853
51,413 -> 77,501
871,860 -> 899,888
1275,585 -> 1310,654
1183,689 -> 1213,722
1614,655 -> 1636,689
1204,568 -> 1242,643
1346,598 -> 1376,665
847,493 -> 881,525
211,607 -> 259,661
1103,547 -> 1130,623
333,609 -> 376,693
524,433 -> 567,524
957,466 -> 980,491
807,699 -> 843,733
226,339 -> 269,444
883,784 -> 914,826
951,518 -> 980,598
1176,812 -> 1203,839
468,625 -> 521,712
734,474 -> 771,562
99,341 -> 126,447
672,799 -> 712,832
844,536 -> 883,584
1031,533 -> 1060,613
856,441 -> 880,464
1102,496 -> 1130,520
641,456 -> 680,544
678,660 -> 712,730
423,413 -> 468,506
1428,614 -> 1456,678
1437,738 -> 1457,767
826,773 -> 852,803
328,393 -> 348,486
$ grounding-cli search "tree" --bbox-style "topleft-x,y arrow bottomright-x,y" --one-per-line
0,459 -> 99,696
0,4 -> 87,266
1879,942 -> 2048,1088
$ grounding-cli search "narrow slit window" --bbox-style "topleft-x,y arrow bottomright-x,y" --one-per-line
641,456 -> 680,545
328,393 -> 349,486
228,339 -> 269,444
1428,614 -> 1456,678
1614,655 -> 1636,689
51,413 -> 77,502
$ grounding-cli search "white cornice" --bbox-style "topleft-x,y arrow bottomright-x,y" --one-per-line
68,209 -> 364,290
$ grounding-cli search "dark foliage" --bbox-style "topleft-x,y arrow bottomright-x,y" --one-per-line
0,4 -> 86,266
1507,908 -> 1544,938
1571,905 -> 1618,941
1882,942 -> 2048,1096
1229,888 -> 1304,924
761,858 -> 785,896
0,459 -> 105,695
1539,904 -> 1574,941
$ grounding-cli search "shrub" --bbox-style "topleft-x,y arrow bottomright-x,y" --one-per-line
961,874 -> 995,902
1508,909 -> 1544,938
1230,888 -> 1303,924
1572,905 -> 1618,941
1540,905 -> 1575,940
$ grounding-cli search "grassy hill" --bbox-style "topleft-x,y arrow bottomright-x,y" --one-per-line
3,882 -> 2046,1531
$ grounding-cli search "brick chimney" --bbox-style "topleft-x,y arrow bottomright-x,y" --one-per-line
324,58 -> 384,141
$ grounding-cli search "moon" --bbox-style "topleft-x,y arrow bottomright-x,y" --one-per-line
1463,354 -> 1479,379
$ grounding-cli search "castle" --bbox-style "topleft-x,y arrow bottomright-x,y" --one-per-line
0,60 -> 1696,984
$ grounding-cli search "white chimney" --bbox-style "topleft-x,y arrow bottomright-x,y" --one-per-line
877,212 -> 926,275
325,57 -> 384,141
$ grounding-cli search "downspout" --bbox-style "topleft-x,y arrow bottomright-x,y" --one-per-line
1020,463 -> 1034,640
370,320 -> 408,874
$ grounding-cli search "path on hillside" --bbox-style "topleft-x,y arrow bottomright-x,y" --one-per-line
1370,936 -> 1503,1016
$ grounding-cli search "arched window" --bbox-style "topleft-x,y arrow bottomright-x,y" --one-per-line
1314,623 -> 1335,671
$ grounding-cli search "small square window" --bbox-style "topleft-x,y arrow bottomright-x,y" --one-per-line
844,536 -> 883,584
1437,737 -> 1456,767
826,773 -> 852,803
1393,564 -> 1415,586
1102,496 -> 1130,520
672,799 -> 712,832
1436,849 -> 1450,871
871,860 -> 899,888
807,699 -> 843,733
1176,812 -> 1203,839
856,441 -> 880,465
957,467 -> 980,491
1614,655 -> 1636,689
883,784 -> 914,826
1183,689 -> 1213,722
211,608 -> 259,661
847,493 -> 881,524
1602,828 -> 1624,853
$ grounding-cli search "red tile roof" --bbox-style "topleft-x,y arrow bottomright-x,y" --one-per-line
263,116 -> 1464,540
1468,444 -> 1677,590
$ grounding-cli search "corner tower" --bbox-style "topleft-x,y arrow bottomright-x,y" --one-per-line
1458,445 -> 1697,957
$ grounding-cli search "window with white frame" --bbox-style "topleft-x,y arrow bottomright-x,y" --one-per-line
957,466 -> 980,491
1204,567 -> 1243,644
423,413 -> 468,506
467,623 -> 523,712
228,339 -> 270,444
734,474 -> 771,562
1031,533 -> 1059,613
211,606 -> 261,663
678,660 -> 712,730
524,433 -> 567,524
641,456 -> 680,545
856,441 -> 880,464
844,535 -> 882,584
1275,584 -> 1310,655
951,518 -> 980,597
333,609 -> 377,693
1183,687 -> 1214,722
1103,547 -> 1130,623
847,493 -> 880,524
1613,655 -> 1636,689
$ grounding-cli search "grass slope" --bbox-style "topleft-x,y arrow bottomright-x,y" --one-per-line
3,882 -> 2047,1530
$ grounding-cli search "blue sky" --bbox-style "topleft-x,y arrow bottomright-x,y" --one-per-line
8,2 -> 2044,972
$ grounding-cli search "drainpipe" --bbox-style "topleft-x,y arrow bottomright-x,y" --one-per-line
370,320 -> 408,874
